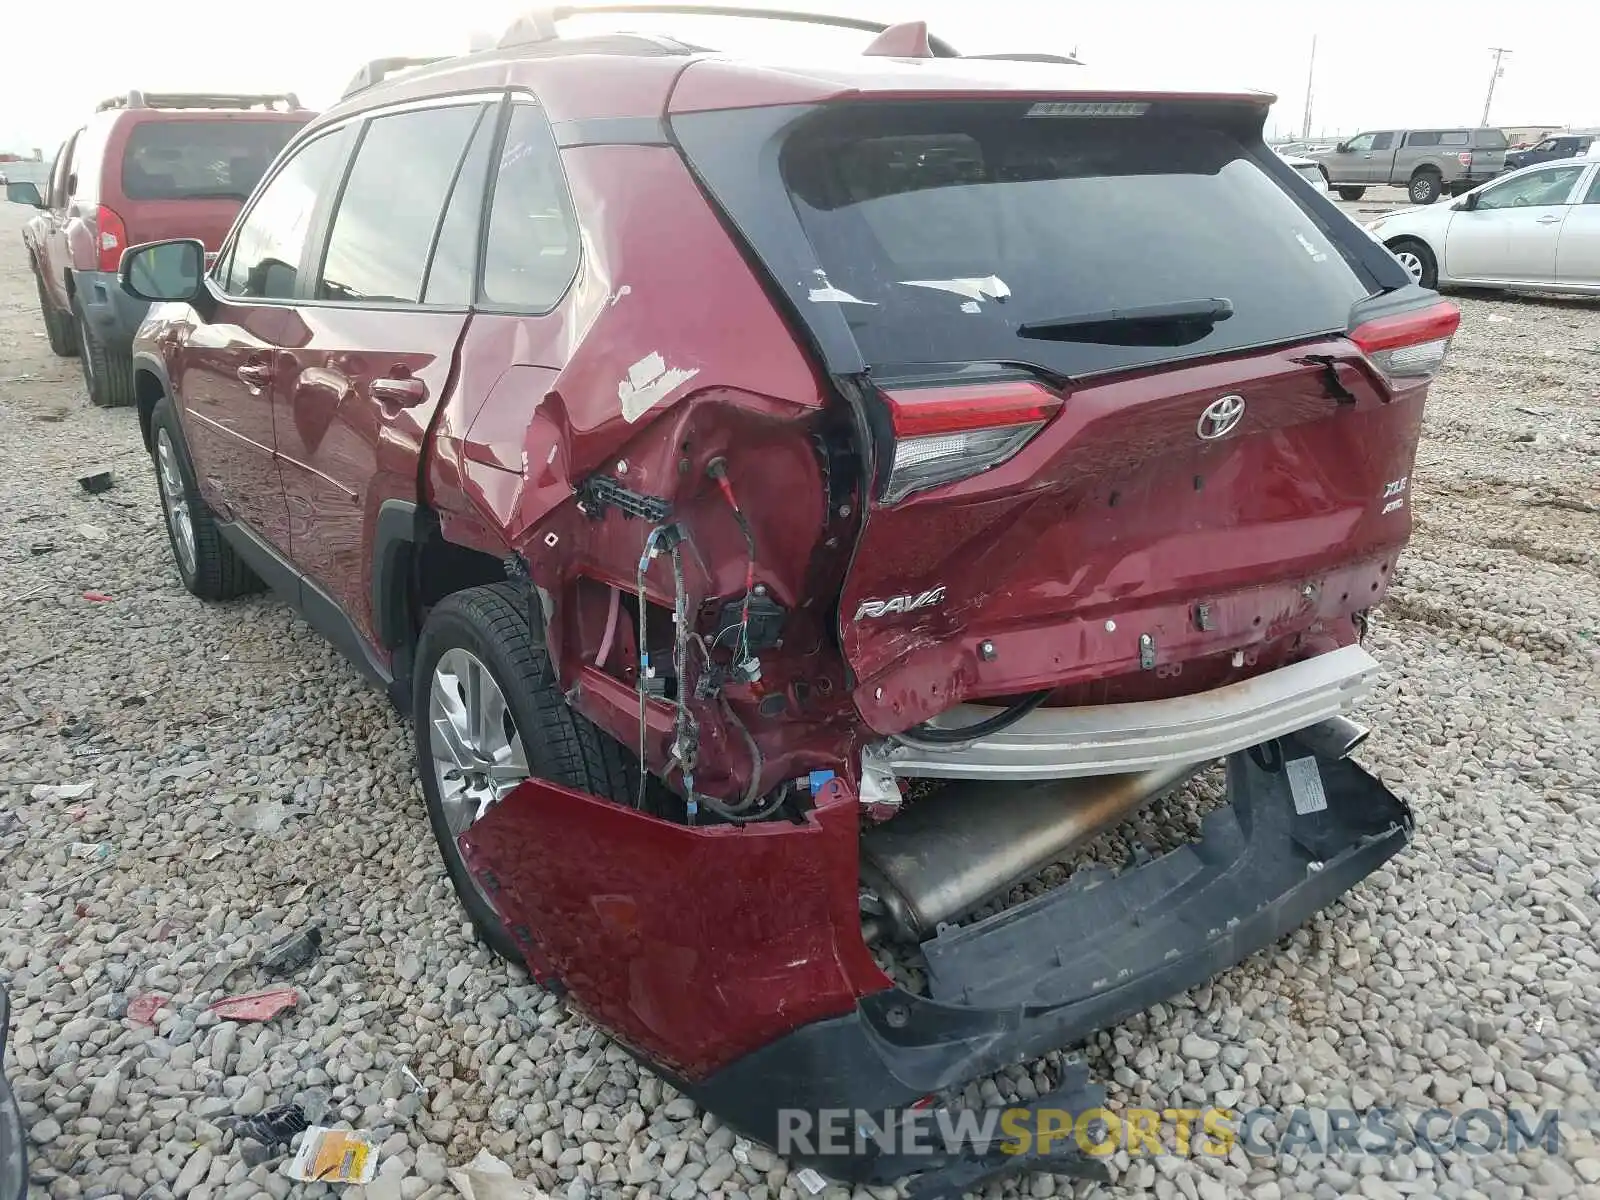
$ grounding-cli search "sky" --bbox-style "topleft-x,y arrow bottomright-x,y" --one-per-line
3,0 -> 1597,156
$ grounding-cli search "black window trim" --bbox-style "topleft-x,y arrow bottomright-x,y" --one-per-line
472,90 -> 585,318
418,104 -> 493,304
300,90 -> 506,314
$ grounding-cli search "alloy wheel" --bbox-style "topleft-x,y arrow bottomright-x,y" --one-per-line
428,647 -> 531,882
155,429 -> 197,577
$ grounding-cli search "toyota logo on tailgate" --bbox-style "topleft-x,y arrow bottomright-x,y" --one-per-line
1197,394 -> 1246,440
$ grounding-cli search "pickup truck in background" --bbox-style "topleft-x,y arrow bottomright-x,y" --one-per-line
1321,128 -> 1508,205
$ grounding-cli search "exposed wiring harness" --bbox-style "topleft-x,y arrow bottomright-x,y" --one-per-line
894,690 -> 1052,747
707,457 -> 758,671
634,518 -> 770,824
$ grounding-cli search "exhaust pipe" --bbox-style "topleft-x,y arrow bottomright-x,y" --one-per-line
1293,715 -> 1370,762
860,760 -> 1205,943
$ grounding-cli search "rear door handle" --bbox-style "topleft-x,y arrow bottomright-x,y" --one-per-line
236,362 -> 272,388
1536,215 -> 1563,224
369,375 -> 429,407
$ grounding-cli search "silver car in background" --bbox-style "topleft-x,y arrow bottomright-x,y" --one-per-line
1365,159 -> 1600,293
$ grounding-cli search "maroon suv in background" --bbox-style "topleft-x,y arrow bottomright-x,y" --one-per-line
21,91 -> 312,407
114,9 -> 1457,1192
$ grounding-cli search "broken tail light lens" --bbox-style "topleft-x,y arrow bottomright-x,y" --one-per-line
880,380 -> 1062,503
96,206 -> 128,273
1350,299 -> 1461,389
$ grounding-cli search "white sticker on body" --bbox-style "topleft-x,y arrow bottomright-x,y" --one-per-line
1286,755 -> 1329,815
618,352 -> 700,423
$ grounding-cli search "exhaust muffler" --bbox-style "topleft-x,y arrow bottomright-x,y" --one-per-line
860,717 -> 1372,943
860,760 -> 1205,943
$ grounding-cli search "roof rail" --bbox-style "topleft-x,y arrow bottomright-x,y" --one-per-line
96,90 -> 305,113
964,52 -> 1083,66
498,5 -> 961,56
341,57 -> 452,100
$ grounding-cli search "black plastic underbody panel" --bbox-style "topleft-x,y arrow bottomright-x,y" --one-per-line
682,738 -> 1412,1195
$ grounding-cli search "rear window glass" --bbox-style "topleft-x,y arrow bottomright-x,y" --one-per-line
1473,129 -> 1508,149
121,120 -> 301,201
1439,132 -> 1470,146
780,104 -> 1372,380
1407,132 -> 1441,147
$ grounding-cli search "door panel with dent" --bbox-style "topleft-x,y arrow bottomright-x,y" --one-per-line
275,101 -> 491,643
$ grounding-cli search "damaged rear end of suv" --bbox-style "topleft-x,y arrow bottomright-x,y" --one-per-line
456,37 -> 1452,1195
122,14 -> 1453,1195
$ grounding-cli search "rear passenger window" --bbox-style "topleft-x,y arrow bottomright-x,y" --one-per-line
223,132 -> 346,299
1369,133 -> 1396,150
1585,173 -> 1600,206
422,108 -> 497,306
318,104 -> 484,304
480,103 -> 580,310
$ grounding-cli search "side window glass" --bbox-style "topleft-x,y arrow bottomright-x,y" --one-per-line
1584,172 -> 1600,206
1407,132 -> 1440,147
422,107 -> 497,305
223,132 -> 346,299
1477,166 -> 1585,211
1345,134 -> 1374,153
1439,132 -> 1469,147
1369,133 -> 1395,151
480,103 -> 581,311
50,132 -> 81,205
317,104 -> 483,304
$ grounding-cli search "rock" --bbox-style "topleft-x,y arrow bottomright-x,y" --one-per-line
1181,1035 -> 1221,1062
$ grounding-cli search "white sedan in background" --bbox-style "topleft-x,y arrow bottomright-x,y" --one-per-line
1365,158 -> 1600,294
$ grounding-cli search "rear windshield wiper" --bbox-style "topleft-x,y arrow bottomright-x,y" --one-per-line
1017,298 -> 1234,346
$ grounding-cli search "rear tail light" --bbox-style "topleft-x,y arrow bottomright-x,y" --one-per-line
1350,300 -> 1461,389
1457,151 -> 1473,167
879,380 -> 1062,503
96,206 -> 128,273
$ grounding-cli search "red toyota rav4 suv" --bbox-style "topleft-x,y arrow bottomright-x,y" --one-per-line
119,9 -> 1454,1190
22,90 -> 312,407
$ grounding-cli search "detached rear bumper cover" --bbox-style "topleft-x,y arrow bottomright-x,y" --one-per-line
684,738 -> 1411,1189
874,644 -> 1380,780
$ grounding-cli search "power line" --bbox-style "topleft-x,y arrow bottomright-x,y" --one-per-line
1481,47 -> 1512,126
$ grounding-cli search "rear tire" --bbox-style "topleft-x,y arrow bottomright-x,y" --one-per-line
413,583 -> 639,964
149,396 -> 262,600
1408,171 -> 1442,205
75,303 -> 136,408
1387,238 -> 1438,289
33,268 -> 76,357
1337,186 -> 1366,201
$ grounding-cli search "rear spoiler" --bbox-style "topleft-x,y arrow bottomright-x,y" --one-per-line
97,91 -> 303,113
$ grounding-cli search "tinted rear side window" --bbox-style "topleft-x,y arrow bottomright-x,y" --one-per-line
122,120 -> 301,201
480,103 -> 580,310
1439,132 -> 1470,146
779,103 -> 1372,379
317,104 -> 484,304
1407,132 -> 1441,147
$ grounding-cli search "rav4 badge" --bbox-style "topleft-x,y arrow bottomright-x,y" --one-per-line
855,586 -> 946,621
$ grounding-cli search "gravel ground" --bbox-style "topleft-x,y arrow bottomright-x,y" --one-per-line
2,193 -> 1599,1200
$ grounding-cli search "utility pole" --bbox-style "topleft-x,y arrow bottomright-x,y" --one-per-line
1482,47 -> 1512,126
1301,34 -> 1317,140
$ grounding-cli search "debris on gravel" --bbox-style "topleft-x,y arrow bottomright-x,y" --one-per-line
1,202 -> 1597,1200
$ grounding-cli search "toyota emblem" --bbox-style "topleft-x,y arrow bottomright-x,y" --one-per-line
1197,394 -> 1246,440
